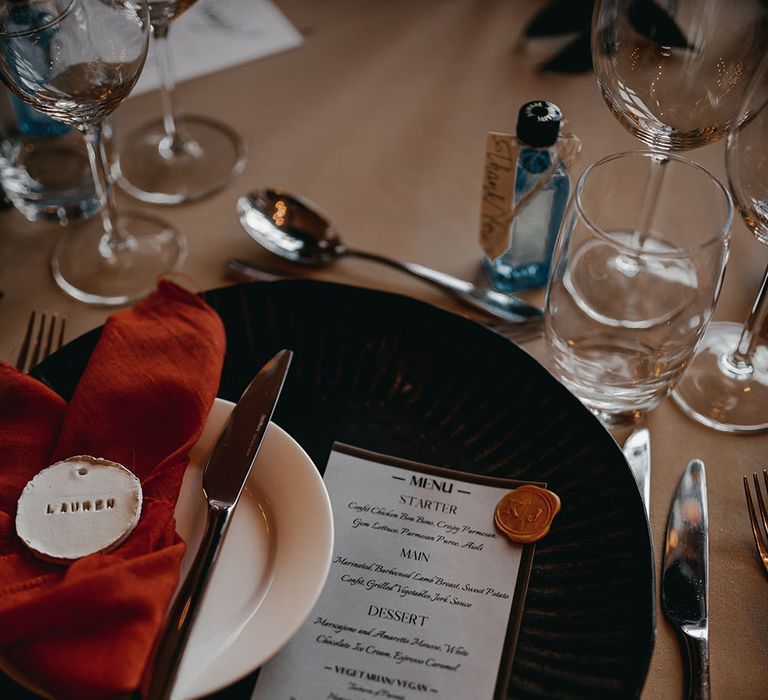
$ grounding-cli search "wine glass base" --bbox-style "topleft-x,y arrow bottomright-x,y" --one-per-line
115,115 -> 246,205
564,238 -> 696,329
51,211 -> 186,306
671,322 -> 768,433
588,407 -> 645,428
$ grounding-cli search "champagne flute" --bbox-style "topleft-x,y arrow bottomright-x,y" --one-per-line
114,0 -> 246,205
0,0 -> 185,306
672,62 -> 768,433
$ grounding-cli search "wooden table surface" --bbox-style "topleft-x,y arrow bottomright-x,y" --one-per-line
1,1 -> 767,698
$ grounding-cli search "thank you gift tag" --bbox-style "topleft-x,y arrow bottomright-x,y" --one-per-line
479,132 -> 519,261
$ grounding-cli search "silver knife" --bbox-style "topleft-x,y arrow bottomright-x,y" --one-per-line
661,459 -> 709,700
623,428 -> 651,517
141,349 -> 293,700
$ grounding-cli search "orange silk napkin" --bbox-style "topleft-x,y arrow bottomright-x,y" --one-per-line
0,281 -> 225,699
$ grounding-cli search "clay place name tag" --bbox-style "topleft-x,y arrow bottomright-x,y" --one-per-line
16,455 -> 143,564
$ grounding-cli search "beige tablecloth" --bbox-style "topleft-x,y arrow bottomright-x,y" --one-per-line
1,1 -> 767,697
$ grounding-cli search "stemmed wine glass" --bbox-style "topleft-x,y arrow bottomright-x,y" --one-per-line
114,0 -> 246,205
0,0 -> 185,306
592,0 -> 768,246
592,0 -> 768,152
672,63 -> 768,433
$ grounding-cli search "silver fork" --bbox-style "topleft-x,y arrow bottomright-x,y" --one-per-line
743,470 -> 768,578
15,310 -> 67,373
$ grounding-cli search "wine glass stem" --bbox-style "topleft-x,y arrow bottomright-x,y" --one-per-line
633,154 -> 668,247
728,261 -> 768,369
152,21 -> 185,154
81,122 -> 127,255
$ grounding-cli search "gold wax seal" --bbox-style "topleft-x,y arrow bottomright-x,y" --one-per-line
494,485 -> 561,544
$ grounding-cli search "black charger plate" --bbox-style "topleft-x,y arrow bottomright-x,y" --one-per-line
19,280 -> 654,700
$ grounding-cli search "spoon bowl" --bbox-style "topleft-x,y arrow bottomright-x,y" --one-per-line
236,187 -> 543,323
237,189 -> 343,266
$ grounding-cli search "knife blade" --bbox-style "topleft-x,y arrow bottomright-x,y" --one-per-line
661,459 -> 709,700
141,349 -> 293,700
623,428 -> 651,517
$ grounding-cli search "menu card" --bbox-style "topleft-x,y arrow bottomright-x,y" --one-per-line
251,445 -> 537,700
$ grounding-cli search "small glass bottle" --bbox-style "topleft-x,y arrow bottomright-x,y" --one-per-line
482,101 -> 570,292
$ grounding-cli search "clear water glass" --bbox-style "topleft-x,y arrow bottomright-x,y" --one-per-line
544,151 -> 732,426
0,88 -> 99,223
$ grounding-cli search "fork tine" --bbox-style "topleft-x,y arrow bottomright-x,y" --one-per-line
15,311 -> 66,373
753,471 -> 768,535
15,310 -> 36,371
55,315 -> 66,353
42,312 -> 57,361
27,311 -> 47,369
744,475 -> 768,576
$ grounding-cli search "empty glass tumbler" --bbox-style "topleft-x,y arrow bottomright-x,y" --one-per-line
0,84 -> 98,223
544,151 -> 732,426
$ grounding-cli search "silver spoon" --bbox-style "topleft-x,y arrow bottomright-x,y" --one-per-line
236,188 -> 543,323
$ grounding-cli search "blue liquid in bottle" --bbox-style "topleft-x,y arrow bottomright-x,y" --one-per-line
483,101 -> 570,293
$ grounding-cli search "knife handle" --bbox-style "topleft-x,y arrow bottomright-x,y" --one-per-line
140,505 -> 233,700
682,630 -> 710,700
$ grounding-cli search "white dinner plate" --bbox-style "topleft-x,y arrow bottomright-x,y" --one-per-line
0,398 -> 334,700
